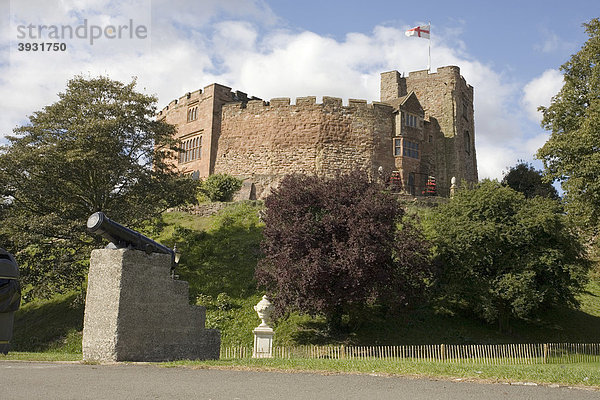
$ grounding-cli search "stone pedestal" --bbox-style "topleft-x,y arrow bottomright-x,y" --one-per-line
253,326 -> 274,358
252,295 -> 274,358
82,249 -> 220,362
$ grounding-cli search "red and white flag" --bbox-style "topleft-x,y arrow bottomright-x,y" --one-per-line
405,24 -> 430,39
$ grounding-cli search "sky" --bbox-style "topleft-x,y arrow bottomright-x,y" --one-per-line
0,0 -> 597,180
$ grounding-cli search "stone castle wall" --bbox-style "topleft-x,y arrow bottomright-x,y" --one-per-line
159,65 -> 478,198
214,97 -> 394,198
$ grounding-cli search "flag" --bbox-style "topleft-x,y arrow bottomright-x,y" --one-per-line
405,24 -> 430,39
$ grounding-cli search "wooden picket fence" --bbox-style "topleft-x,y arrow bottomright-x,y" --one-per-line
220,343 -> 600,365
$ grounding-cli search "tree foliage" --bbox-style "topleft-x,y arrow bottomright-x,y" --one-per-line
537,18 -> 600,231
199,173 -> 243,202
255,172 -> 433,329
501,161 -> 559,199
424,180 -> 589,330
0,76 -> 197,298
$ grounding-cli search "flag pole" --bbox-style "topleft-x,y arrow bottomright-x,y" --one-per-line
428,21 -> 431,72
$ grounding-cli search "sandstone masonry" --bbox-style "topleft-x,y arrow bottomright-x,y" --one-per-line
158,65 -> 478,198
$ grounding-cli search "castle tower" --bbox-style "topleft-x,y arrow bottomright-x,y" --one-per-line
381,66 -> 478,194
157,83 -> 245,178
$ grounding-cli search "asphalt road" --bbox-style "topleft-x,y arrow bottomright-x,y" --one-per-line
0,361 -> 598,400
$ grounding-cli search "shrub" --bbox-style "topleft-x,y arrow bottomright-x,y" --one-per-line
199,174 -> 243,202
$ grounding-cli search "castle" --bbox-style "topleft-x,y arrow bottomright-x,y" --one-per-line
158,65 -> 478,198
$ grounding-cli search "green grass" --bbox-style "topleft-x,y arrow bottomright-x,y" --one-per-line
11,291 -> 84,353
165,358 -> 600,388
580,279 -> 600,316
0,352 -> 81,362
152,211 -> 213,243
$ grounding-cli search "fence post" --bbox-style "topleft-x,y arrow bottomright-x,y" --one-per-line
441,344 -> 446,362
543,343 -> 548,364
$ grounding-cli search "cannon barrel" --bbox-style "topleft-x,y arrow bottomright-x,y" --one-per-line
87,212 -> 175,262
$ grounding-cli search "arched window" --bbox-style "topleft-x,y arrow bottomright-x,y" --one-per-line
187,106 -> 198,122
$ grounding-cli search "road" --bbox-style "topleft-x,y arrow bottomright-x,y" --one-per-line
0,361 -> 598,400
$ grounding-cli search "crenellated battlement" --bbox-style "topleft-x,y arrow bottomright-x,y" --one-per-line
158,88 -> 204,117
407,66 -> 472,91
157,85 -> 260,118
222,96 -> 392,115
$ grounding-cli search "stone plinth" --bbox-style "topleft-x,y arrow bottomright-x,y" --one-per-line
82,249 -> 220,362
253,326 -> 274,358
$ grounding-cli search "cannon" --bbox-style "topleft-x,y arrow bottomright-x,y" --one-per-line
87,212 -> 176,266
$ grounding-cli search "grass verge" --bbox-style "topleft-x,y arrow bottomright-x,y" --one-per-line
1,351 -> 598,389
0,352 -> 81,362
165,358 -> 600,388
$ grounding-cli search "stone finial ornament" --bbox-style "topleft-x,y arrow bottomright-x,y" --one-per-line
254,295 -> 273,327
450,176 -> 458,198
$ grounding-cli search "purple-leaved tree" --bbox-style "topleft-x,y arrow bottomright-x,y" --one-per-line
256,171 -> 433,330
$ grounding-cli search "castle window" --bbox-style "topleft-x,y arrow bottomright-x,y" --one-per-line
179,136 -> 202,163
187,106 -> 198,122
463,102 -> 469,120
464,130 -> 471,154
394,138 -> 419,159
405,113 -> 418,128
394,138 -> 402,156
403,140 -> 419,159
394,138 -> 420,159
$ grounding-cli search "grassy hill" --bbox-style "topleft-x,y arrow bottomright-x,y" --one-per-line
11,201 -> 600,353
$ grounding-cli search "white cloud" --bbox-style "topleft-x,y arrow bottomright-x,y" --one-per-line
533,27 -> 575,55
475,145 -> 517,181
522,69 -> 563,123
535,32 -> 561,53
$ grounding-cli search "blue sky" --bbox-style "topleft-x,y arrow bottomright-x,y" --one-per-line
1,0 -> 598,180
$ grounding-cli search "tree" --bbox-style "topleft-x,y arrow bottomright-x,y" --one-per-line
501,161 -> 559,199
199,173 -> 243,202
537,18 -> 600,231
255,172 -> 433,330
424,180 -> 589,331
0,76 -> 197,298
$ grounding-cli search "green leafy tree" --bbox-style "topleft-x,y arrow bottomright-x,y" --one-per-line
537,18 -> 600,231
501,161 -> 559,199
424,180 -> 589,331
0,76 -> 197,298
256,172 -> 433,330
199,173 -> 243,202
